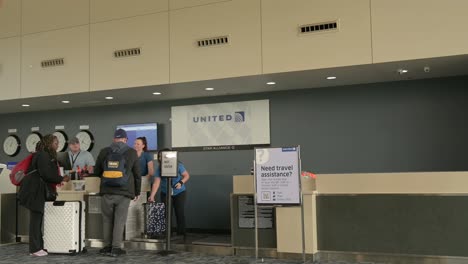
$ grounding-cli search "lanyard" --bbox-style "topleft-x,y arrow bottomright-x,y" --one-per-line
70,151 -> 81,168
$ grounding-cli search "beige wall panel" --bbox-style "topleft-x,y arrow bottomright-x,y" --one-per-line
316,172 -> 468,194
372,0 -> 468,62
90,13 -> 169,91
21,26 -> 89,97
0,37 -> 20,100
90,0 -> 168,23
276,194 -> 315,253
233,175 -> 254,194
262,0 -> 372,74
170,0 -> 261,83
22,0 -> 89,34
0,0 -> 21,38
170,0 -> 230,10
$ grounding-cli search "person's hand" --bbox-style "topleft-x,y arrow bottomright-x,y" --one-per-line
148,196 -> 155,203
62,175 -> 70,182
174,180 -> 184,189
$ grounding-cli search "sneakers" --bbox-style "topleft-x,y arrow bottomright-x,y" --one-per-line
99,246 -> 112,256
109,247 -> 126,257
30,249 -> 48,257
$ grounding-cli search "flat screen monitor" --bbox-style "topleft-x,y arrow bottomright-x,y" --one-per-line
116,123 -> 158,151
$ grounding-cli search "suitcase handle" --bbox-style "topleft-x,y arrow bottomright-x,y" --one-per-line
52,201 -> 66,206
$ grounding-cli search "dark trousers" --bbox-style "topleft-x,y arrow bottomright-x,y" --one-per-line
101,194 -> 131,248
29,210 -> 44,253
161,191 -> 186,235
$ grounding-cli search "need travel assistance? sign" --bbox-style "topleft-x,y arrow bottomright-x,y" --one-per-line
255,147 -> 301,205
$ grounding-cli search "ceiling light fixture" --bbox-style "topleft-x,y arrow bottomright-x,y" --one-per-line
152,92 -> 162,95
105,96 -> 114,100
266,82 -> 276,85
327,76 -> 337,80
205,88 -> 215,91
61,100 -> 70,104
21,104 -> 30,107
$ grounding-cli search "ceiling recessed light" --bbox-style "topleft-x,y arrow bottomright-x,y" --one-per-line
105,96 -> 114,100
266,82 -> 276,85
205,88 -> 215,91
61,100 -> 70,104
21,104 -> 30,107
152,92 -> 162,95
327,76 -> 337,80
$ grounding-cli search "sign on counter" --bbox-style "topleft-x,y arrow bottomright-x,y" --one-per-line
238,195 -> 273,229
255,147 -> 301,205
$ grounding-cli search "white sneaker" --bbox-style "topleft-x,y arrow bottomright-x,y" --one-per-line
30,250 -> 48,256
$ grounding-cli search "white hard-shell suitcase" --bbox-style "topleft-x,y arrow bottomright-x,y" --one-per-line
43,201 -> 86,254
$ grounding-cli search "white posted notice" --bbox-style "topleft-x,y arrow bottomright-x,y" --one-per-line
255,147 -> 301,205
161,151 -> 178,177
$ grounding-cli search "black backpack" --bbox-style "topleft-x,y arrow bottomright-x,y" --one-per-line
102,146 -> 129,187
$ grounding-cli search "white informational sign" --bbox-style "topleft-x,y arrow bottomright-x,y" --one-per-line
160,151 -> 178,177
255,147 -> 301,205
171,100 -> 270,149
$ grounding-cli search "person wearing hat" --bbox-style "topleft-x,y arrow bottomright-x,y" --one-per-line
93,128 -> 141,257
67,137 -> 95,175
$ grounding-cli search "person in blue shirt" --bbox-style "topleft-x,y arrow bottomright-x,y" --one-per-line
133,137 -> 154,184
148,148 -> 190,238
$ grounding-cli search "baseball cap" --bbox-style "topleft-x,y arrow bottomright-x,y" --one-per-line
114,128 -> 128,139
68,137 -> 80,144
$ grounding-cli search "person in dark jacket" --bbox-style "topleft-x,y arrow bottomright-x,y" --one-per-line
18,135 -> 70,256
94,129 -> 141,257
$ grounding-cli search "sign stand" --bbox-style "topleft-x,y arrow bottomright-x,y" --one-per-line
157,150 -> 178,256
253,146 -> 307,263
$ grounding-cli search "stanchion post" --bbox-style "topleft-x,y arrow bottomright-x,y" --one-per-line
165,179 -> 172,251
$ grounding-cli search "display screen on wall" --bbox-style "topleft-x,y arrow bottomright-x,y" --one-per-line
171,100 -> 270,151
116,123 -> 158,151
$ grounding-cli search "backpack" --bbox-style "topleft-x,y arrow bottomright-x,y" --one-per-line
102,146 -> 129,187
10,153 -> 37,186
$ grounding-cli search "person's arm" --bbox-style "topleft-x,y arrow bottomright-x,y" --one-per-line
37,152 -> 63,184
86,151 -> 95,174
174,164 -> 190,189
132,151 -> 141,200
148,177 -> 161,203
147,159 -> 154,178
92,149 -> 105,177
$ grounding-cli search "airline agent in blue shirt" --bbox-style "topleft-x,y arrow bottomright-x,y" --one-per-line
149,148 -> 190,237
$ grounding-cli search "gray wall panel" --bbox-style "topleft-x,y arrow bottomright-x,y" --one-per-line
1,76 -> 468,230
317,195 -> 468,257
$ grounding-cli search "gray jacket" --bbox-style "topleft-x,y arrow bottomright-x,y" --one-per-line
94,142 -> 141,199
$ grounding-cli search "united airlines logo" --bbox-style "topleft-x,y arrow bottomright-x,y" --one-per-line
234,111 -> 245,122
192,111 -> 246,123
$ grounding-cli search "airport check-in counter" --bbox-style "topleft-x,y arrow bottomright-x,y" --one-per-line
232,172 -> 468,263
315,172 -> 468,262
0,165 -> 16,244
231,175 -> 317,253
